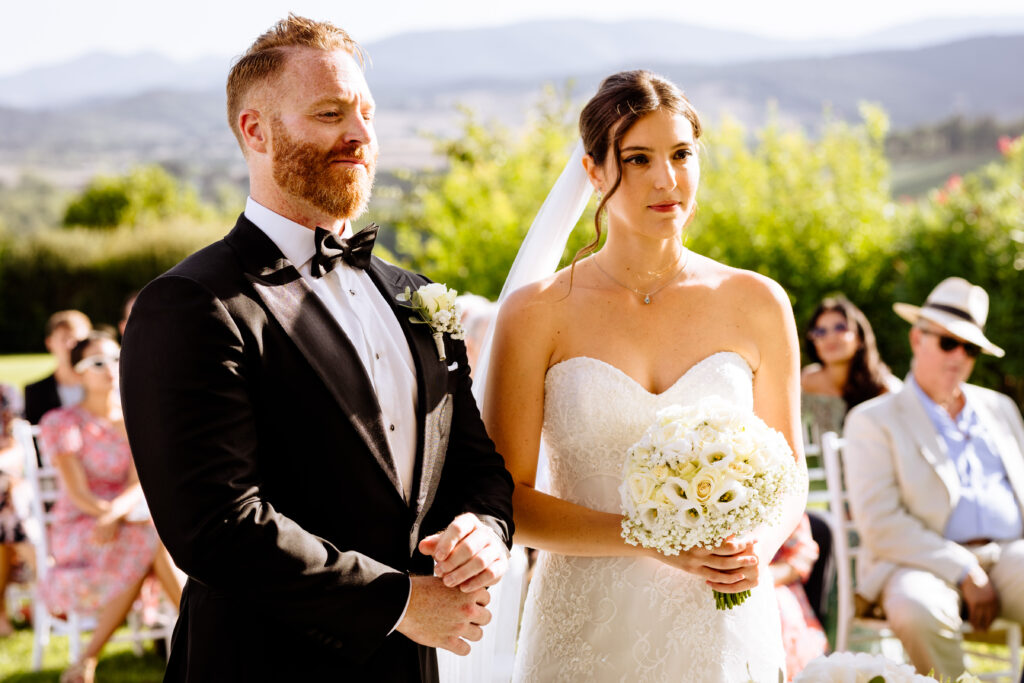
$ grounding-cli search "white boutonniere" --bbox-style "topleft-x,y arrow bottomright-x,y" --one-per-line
396,283 -> 465,361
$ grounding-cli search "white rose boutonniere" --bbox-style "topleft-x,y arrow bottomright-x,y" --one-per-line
396,283 -> 465,361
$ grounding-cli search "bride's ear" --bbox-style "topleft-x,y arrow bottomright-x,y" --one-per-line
582,153 -> 605,194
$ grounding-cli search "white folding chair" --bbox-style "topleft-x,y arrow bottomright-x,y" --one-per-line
12,419 -> 174,670
821,430 -> 1022,682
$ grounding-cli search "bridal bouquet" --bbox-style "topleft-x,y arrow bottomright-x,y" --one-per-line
793,652 -> 982,682
619,396 -> 800,609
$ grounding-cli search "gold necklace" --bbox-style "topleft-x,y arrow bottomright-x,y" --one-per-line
594,250 -> 689,304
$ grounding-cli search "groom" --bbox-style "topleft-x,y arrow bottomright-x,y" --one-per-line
120,15 -> 514,682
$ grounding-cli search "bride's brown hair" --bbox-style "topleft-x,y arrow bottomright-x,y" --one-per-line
573,70 -> 702,267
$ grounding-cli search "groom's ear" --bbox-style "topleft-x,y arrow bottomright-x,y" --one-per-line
239,109 -> 269,156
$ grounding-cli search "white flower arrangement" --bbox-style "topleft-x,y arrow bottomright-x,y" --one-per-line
793,652 -> 983,682
619,395 -> 801,609
396,283 -> 465,361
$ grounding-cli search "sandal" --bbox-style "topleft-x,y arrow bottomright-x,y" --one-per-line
59,658 -> 96,683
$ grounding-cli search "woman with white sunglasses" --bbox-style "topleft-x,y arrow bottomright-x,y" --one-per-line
38,331 -> 181,683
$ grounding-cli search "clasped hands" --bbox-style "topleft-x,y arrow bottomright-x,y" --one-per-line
397,513 -> 510,655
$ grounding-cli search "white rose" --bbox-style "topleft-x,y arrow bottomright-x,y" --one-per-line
730,431 -> 758,458
415,283 -> 449,314
626,472 -> 658,505
661,434 -> 697,461
690,468 -> 724,505
655,405 -> 688,424
726,457 -> 755,480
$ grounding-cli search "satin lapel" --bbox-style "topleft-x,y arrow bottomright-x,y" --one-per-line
894,384 -> 959,505
967,387 -> 1024,514
365,258 -> 449,516
225,217 -> 404,500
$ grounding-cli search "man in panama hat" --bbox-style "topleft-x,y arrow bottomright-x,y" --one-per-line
843,277 -> 1024,678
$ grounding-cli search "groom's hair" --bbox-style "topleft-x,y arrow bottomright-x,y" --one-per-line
226,13 -> 366,151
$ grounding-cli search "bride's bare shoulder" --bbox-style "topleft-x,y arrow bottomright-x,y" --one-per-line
495,272 -> 571,329
699,257 -> 791,317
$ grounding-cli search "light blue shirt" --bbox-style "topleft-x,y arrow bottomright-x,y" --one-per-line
910,376 -> 1024,543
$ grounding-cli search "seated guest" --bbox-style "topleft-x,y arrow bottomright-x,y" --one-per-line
844,277 -> 1024,679
39,332 -> 181,683
0,384 -> 29,637
772,514 -> 828,680
799,296 -> 901,628
802,295 -> 900,436
24,310 -> 92,424
456,293 -> 498,378
118,291 -> 138,340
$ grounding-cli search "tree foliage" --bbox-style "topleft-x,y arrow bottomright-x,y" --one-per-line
383,86 -> 597,299
385,95 -> 1024,400
63,164 -> 212,228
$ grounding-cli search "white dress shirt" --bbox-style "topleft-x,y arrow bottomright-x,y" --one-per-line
245,197 -> 419,500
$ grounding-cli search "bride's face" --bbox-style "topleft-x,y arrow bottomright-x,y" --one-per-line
592,108 -> 700,238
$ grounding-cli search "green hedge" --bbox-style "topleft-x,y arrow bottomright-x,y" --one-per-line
0,220 -> 227,351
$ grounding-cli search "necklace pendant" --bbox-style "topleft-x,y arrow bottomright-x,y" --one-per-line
643,295 -> 651,304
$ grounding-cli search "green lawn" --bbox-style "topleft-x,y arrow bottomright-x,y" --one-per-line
0,623 -> 165,682
0,356 -> 54,393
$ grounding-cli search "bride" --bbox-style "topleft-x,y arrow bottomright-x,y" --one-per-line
481,70 -> 807,682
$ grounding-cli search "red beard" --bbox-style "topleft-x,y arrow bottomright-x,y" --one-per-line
270,118 -> 377,221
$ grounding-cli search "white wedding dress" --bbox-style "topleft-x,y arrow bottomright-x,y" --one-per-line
512,351 -> 787,683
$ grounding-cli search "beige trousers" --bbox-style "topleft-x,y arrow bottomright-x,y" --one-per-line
881,539 -> 1024,678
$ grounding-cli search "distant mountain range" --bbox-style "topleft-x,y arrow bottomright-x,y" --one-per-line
3,16 -> 1024,108
0,18 -> 1022,185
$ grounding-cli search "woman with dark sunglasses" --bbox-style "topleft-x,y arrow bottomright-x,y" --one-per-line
801,295 -> 900,418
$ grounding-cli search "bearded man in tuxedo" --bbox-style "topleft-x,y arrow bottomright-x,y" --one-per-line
120,15 -> 514,682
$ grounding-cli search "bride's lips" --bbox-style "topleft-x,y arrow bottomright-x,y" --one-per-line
648,202 -> 679,213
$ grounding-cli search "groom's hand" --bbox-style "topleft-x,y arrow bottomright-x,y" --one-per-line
396,576 -> 491,655
419,513 -> 510,592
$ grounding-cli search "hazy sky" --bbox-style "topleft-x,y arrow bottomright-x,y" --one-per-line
4,0 -> 1023,76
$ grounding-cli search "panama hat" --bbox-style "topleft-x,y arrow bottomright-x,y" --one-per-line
893,277 -> 1004,357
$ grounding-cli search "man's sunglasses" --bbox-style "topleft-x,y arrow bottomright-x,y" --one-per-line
921,330 -> 981,358
73,354 -> 120,373
808,322 -> 850,340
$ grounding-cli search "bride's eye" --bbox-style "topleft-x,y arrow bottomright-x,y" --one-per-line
674,149 -> 693,161
623,154 -> 649,166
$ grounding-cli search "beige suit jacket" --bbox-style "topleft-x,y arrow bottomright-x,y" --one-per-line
843,377 -> 1024,602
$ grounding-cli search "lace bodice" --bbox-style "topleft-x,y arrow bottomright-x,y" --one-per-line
513,352 -> 786,683
542,352 -> 754,513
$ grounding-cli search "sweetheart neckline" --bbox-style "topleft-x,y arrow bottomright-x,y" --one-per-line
546,351 -> 752,397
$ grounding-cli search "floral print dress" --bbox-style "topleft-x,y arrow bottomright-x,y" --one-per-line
38,406 -> 158,617
774,513 -> 829,680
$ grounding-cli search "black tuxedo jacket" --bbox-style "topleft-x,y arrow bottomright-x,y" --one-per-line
24,373 -> 60,425
120,215 -> 514,682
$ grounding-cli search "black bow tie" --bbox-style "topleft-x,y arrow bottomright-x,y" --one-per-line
310,224 -> 379,277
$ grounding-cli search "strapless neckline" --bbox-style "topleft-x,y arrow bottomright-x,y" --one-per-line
546,351 -> 751,397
